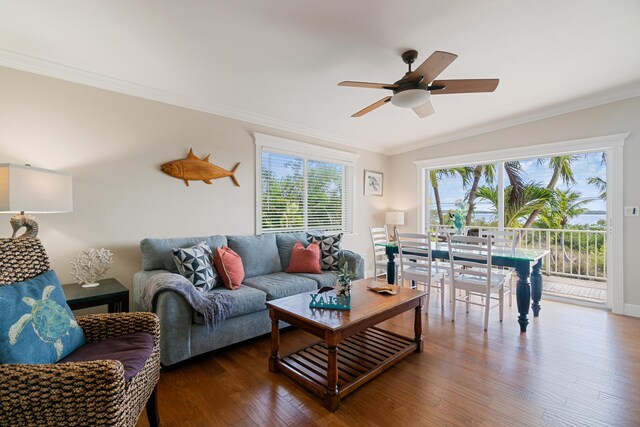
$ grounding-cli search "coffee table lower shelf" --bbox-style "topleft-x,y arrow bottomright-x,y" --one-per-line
276,326 -> 416,409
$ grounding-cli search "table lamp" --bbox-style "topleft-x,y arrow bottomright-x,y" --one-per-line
0,163 -> 73,238
385,211 -> 405,242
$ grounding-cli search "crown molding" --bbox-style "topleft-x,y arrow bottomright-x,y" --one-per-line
388,82 -> 640,155
0,49 -> 390,155
2,49 -> 638,159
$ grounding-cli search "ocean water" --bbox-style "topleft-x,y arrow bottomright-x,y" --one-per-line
468,212 -> 606,226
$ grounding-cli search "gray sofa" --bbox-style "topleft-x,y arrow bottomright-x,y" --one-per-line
133,231 -> 364,366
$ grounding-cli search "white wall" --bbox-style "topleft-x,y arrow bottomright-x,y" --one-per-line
389,96 -> 640,307
0,66 -> 390,302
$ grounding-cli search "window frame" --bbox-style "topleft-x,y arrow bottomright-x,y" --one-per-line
254,133 -> 359,235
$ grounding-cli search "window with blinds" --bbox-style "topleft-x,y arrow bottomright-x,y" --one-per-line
260,149 -> 354,233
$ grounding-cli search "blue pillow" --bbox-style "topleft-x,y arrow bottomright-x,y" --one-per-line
0,270 -> 86,364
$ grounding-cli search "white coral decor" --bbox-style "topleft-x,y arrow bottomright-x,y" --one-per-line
70,248 -> 114,285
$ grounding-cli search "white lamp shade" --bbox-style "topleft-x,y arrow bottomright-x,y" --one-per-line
385,211 -> 405,226
0,164 -> 73,213
390,89 -> 430,108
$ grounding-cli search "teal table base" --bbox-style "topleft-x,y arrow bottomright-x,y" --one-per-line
383,245 -> 545,332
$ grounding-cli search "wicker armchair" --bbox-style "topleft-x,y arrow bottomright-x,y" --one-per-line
0,238 -> 161,427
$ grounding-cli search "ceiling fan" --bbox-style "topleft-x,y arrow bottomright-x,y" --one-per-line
338,50 -> 499,118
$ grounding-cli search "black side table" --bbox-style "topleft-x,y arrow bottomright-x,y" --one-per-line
63,278 -> 130,313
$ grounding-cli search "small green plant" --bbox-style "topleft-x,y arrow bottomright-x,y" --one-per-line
336,262 -> 357,297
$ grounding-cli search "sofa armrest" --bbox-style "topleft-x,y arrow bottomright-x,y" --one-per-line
338,249 -> 365,279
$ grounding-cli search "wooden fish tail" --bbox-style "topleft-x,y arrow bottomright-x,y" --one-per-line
230,162 -> 241,187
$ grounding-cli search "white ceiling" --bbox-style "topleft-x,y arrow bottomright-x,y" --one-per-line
1,0 -> 639,154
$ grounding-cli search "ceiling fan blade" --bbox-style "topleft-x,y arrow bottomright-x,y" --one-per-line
339,81 -> 398,90
412,100 -> 435,118
409,51 -> 458,83
430,79 -> 499,94
351,96 -> 392,117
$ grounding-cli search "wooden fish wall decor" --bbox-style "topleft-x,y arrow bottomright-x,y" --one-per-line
161,148 -> 240,187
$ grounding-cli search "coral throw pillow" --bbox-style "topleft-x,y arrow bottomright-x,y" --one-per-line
213,246 -> 244,290
286,241 -> 322,274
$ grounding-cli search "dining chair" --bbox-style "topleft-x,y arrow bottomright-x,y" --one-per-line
369,225 -> 399,282
479,229 -> 516,306
447,234 -> 507,331
397,232 -> 445,314
433,224 -> 467,237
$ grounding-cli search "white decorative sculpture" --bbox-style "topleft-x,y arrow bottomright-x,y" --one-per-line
70,248 -> 114,287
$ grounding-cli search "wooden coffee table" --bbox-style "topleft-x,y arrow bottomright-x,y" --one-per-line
266,279 -> 426,411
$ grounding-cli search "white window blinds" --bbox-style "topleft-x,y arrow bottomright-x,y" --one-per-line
257,135 -> 356,234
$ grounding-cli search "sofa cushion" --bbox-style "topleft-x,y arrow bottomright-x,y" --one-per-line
286,242 -> 321,274
291,271 -> 338,288
242,272 -> 317,300
227,234 -> 282,278
275,232 -> 308,271
213,246 -> 244,290
58,332 -> 154,380
0,270 -> 86,364
307,232 -> 343,271
141,235 -> 227,272
172,241 -> 217,291
193,285 -> 267,323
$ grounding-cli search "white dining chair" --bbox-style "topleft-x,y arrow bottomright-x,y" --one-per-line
370,225 -> 399,282
447,234 -> 507,331
397,232 -> 446,314
479,229 -> 516,306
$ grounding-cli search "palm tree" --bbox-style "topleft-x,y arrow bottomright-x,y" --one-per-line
587,176 -> 606,201
537,189 -> 589,265
476,183 -> 555,228
521,155 -> 580,228
465,164 -> 495,225
538,189 -> 589,229
429,167 -> 473,225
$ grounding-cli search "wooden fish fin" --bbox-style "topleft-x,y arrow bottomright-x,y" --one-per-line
203,179 -> 213,184
230,162 -> 241,187
202,154 -> 211,162
184,179 -> 190,186
186,148 -> 198,160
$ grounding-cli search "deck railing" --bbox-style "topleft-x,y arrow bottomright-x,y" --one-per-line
429,225 -> 607,281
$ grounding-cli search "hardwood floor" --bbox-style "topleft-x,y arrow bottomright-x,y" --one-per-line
136,297 -> 640,427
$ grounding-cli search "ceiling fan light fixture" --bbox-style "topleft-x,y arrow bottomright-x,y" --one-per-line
390,88 -> 430,108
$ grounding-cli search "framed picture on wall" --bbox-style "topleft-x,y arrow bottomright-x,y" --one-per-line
363,170 -> 383,196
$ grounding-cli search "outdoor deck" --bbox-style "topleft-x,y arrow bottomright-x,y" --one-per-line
542,275 -> 606,304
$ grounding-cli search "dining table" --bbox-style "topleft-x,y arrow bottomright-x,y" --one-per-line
376,242 -> 550,332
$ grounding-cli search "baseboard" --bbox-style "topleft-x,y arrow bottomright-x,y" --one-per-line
623,304 -> 640,318
542,294 -> 607,310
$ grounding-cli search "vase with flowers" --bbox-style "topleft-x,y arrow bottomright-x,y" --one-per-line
450,199 -> 469,235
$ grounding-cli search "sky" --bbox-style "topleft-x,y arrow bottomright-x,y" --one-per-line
432,151 -> 607,220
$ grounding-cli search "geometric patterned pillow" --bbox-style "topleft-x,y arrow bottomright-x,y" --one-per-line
307,233 -> 343,271
172,241 -> 217,292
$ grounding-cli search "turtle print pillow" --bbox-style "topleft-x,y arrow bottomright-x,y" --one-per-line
0,270 -> 86,364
